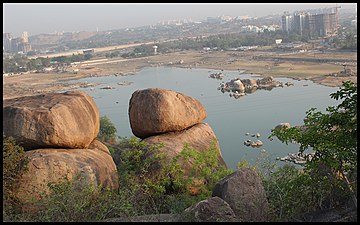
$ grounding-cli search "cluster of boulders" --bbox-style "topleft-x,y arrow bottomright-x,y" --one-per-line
3,90 -> 119,204
127,88 -> 269,222
184,168 -> 269,222
244,139 -> 263,147
3,88 -> 270,222
104,168 -> 270,222
276,152 -> 315,165
209,72 -> 224,79
218,76 -> 284,98
109,167 -> 269,222
128,88 -> 227,175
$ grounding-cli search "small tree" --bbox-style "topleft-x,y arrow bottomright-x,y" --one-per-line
98,116 -> 117,143
3,134 -> 29,220
270,81 -> 357,208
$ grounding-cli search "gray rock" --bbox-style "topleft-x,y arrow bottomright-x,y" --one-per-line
184,196 -> 237,222
212,168 -> 269,221
274,122 -> 291,131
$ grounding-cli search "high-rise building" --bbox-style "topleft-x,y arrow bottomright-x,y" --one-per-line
3,33 -> 12,52
3,32 -> 32,53
307,13 -> 337,37
281,7 -> 339,38
281,12 -> 293,33
293,12 -> 307,36
21,31 -> 29,43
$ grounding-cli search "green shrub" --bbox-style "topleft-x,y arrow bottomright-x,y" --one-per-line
173,142 -> 233,193
110,137 -> 233,215
98,115 -> 117,143
3,134 -> 29,221
267,81 -> 357,219
237,148 -> 353,222
14,177 -> 135,222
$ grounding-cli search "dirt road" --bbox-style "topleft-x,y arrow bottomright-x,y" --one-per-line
29,41 -> 156,59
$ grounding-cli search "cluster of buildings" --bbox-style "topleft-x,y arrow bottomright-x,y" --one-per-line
3,31 -> 32,54
281,7 -> 340,38
240,24 -> 279,33
156,18 -> 202,26
206,15 -> 233,24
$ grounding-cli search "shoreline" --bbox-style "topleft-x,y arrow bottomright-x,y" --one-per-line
3,50 -> 357,99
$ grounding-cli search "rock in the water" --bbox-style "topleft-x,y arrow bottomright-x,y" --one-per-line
3,90 -> 100,150
128,88 -> 207,139
241,79 -> 258,88
256,76 -> 282,89
15,144 -> 119,204
212,168 -> 269,221
143,122 -> 227,174
274,122 -> 291,131
231,79 -> 245,92
184,196 -> 237,222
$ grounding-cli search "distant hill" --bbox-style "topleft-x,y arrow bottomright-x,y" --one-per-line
29,31 -> 100,49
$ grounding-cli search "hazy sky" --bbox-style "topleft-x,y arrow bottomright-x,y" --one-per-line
3,3 -> 357,37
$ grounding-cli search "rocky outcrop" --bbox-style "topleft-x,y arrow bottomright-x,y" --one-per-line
184,196 -> 237,222
218,76 -> 283,98
15,141 -> 119,204
3,90 -> 119,206
256,76 -> 283,89
128,88 -> 207,139
273,122 -> 291,131
143,123 -> 225,166
212,168 -> 269,222
219,78 -> 245,93
129,88 -> 226,182
241,78 -> 258,88
3,90 -> 100,150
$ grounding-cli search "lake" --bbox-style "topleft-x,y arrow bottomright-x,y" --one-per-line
72,66 -> 339,170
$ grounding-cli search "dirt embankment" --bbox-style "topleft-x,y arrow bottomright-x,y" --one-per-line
3,50 -> 357,100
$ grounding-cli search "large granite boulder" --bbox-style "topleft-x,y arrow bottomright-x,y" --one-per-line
212,168 -> 269,222
15,140 -> 119,204
143,122 -> 227,173
3,90 -> 100,150
128,88 -> 207,139
184,196 -> 237,222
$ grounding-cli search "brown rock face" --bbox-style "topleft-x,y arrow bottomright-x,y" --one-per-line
212,168 -> 269,222
15,142 -> 119,204
143,123 -> 227,173
128,88 -> 207,139
88,139 -> 111,155
3,90 -> 100,150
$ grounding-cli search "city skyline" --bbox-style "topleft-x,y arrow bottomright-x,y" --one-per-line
3,3 -> 356,37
